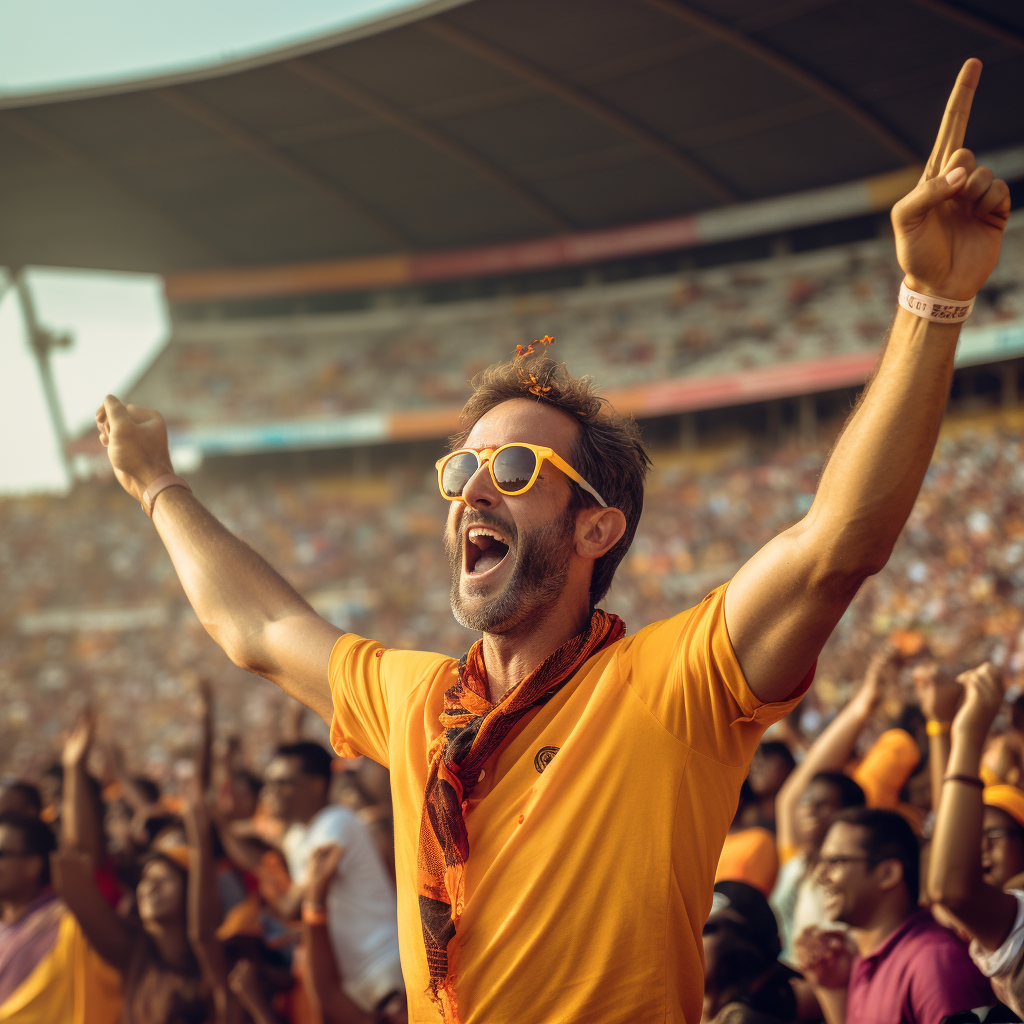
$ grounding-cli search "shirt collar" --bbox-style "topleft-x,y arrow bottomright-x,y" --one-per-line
861,907 -> 930,964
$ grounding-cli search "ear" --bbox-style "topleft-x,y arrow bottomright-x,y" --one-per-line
574,506 -> 627,561
874,857 -> 905,894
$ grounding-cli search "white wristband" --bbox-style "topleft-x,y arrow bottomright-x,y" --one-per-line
898,280 -> 974,323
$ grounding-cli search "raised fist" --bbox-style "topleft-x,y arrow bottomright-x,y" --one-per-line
95,395 -> 174,505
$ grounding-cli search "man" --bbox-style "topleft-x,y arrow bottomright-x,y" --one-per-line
0,813 -> 120,1022
265,742 -> 404,1016
94,60 -> 1009,1023
799,808 -> 991,1024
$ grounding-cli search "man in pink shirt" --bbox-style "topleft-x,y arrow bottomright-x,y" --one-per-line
797,807 -> 991,1024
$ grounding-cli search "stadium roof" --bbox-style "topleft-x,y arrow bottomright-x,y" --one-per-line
2,0 -> 1023,281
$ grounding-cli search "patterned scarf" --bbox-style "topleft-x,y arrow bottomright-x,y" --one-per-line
417,609 -> 625,1021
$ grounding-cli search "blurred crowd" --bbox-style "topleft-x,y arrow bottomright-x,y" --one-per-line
6,391 -> 1024,1019
134,218 -> 1024,431
5,403 -> 1024,1019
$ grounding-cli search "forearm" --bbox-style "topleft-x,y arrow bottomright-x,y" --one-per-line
302,924 -> 371,1024
807,309 -> 959,575
62,761 -> 103,860
928,732 -> 951,817
929,730 -> 985,905
814,987 -> 847,1024
152,488 -> 337,719
777,699 -> 872,847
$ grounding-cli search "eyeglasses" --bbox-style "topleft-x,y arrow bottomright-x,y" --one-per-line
818,855 -> 872,873
436,444 -> 607,507
983,827 -> 1024,845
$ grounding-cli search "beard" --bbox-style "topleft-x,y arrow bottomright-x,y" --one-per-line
447,510 -> 576,635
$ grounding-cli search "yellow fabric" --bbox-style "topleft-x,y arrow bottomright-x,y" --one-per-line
329,583 -> 809,1024
716,827 -> 779,896
0,909 -> 122,1024
852,728 -> 920,809
984,784 -> 1024,831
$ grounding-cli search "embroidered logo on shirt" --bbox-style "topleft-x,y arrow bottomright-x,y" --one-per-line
534,746 -> 559,773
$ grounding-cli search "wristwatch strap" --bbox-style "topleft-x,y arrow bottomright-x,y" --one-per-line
142,474 -> 192,517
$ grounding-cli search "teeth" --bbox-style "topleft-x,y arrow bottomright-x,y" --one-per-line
467,527 -> 506,543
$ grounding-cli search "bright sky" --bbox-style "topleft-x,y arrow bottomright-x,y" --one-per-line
0,0 -> 440,99
0,270 -> 169,494
0,0 -> 442,492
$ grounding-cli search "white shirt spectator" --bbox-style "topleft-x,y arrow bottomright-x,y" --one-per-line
969,889 -> 1024,1017
283,805 -> 403,1011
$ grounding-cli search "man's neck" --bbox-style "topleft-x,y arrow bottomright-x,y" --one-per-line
292,799 -> 328,828
1,886 -> 48,925
851,897 -> 917,957
480,600 -> 592,705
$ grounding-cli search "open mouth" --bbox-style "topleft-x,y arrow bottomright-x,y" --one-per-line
465,525 -> 511,576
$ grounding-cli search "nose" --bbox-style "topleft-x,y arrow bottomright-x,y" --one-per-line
461,458 -> 502,510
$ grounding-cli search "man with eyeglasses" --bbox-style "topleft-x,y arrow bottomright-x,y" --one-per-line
95,60 -> 1010,1024
798,807 -> 990,1024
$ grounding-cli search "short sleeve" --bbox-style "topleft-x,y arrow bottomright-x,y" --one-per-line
328,634 -> 453,766
625,582 -> 813,764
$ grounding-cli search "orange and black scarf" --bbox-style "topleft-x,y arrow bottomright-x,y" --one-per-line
417,609 -> 625,1021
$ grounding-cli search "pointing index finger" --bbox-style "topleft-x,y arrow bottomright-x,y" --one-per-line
923,58 -> 981,181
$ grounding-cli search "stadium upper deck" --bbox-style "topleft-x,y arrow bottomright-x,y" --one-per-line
123,215 -> 1024,458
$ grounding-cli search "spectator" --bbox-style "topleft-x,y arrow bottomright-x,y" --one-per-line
0,783 -> 42,819
771,651 -> 883,961
747,742 -> 796,829
0,812 -> 120,1021
800,807 -> 991,1024
703,880 -> 797,1024
265,742 -> 404,1017
717,783 -> 780,896
929,662 -> 1024,1017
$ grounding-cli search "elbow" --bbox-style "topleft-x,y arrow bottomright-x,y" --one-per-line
801,510 -> 896,585
927,875 -> 973,914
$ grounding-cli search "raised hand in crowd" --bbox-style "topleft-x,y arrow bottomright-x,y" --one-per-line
929,662 -> 1024,1015
793,925 -> 853,1024
913,660 -> 963,813
61,707 -> 104,862
300,843 -> 378,1024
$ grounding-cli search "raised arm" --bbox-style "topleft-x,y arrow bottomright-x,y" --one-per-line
913,662 -> 963,815
775,648 -> 886,853
724,59 -> 1010,703
301,844 -> 374,1024
183,783 -> 230,1024
51,846 -> 133,973
928,663 -> 1018,951
61,709 -> 104,863
96,396 -> 339,722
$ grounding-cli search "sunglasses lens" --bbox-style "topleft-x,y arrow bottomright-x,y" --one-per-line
492,446 -> 537,493
441,452 -> 479,498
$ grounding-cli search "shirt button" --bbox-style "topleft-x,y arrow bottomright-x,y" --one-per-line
518,814 -> 525,824
477,769 -> 486,782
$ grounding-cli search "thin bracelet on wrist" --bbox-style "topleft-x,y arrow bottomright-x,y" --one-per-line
925,719 -> 952,737
943,773 -> 984,789
302,902 -> 327,926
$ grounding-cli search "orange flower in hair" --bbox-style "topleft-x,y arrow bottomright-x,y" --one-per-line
515,335 -> 555,358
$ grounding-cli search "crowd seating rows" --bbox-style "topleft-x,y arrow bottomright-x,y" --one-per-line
132,219 -> 1024,431
4,407 -> 1024,781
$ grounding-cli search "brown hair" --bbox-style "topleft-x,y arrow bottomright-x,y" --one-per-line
454,345 -> 651,606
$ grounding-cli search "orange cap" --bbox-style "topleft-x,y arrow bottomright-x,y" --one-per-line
983,784 -> 1024,831
852,729 -> 921,809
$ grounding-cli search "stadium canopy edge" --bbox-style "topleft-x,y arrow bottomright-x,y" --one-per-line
0,0 -> 475,111
164,146 -> 1024,306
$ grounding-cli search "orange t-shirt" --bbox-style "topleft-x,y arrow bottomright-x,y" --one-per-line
329,583 -> 811,1024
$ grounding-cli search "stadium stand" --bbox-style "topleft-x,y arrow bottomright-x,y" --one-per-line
131,216 -> 1024,441
5,399 -> 1024,782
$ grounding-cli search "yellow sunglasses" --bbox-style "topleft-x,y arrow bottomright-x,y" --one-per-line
436,443 -> 608,507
